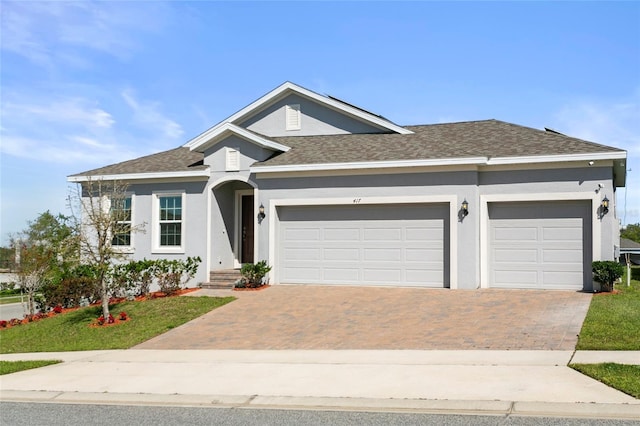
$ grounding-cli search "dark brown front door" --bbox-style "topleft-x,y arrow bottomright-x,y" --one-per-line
241,195 -> 254,264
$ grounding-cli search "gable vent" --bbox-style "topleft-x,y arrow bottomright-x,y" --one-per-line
286,104 -> 301,131
226,147 -> 240,171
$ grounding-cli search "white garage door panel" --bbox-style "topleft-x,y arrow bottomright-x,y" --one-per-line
542,249 -> 583,263
494,270 -> 538,287
489,201 -> 591,290
278,204 -> 448,287
495,248 -> 538,263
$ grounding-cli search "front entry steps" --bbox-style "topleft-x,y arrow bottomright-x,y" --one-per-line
201,269 -> 242,290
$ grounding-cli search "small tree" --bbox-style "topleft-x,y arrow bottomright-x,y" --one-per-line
10,211 -> 78,316
68,178 -> 144,318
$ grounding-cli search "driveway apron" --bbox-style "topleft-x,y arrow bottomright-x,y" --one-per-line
135,286 -> 592,350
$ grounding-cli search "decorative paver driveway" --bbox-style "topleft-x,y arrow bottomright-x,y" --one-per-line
135,286 -> 592,350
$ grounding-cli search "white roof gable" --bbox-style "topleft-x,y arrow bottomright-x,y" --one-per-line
188,123 -> 291,153
185,82 -> 412,151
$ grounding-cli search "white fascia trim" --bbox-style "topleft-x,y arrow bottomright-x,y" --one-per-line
252,157 -> 488,174
188,123 -> 291,153
184,82 -> 412,149
478,192 -> 601,289
68,170 -> 210,183
277,83 -> 413,135
487,151 -> 627,165
253,151 -> 628,175
268,194 -> 458,289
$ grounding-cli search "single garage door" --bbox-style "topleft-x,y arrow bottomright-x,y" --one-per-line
278,203 -> 449,287
488,201 -> 591,290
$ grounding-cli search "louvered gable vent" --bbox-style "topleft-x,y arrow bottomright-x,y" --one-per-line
225,147 -> 240,171
286,104 -> 301,130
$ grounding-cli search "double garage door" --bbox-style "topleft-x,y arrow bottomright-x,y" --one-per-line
278,204 -> 449,287
488,201 -> 591,290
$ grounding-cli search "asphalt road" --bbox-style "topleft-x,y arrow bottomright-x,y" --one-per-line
1,402 -> 638,426
0,302 -> 26,321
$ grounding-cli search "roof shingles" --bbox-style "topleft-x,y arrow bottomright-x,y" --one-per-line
256,120 -> 623,167
70,120 -> 624,177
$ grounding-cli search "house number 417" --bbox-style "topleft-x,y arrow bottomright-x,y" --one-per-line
353,198 -> 362,204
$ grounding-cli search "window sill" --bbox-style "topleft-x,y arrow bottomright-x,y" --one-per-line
152,247 -> 185,255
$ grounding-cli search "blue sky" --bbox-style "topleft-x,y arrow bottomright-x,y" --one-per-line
1,1 -> 639,244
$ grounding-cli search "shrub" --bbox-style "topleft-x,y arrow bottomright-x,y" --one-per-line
110,259 -> 156,298
152,257 -> 201,295
43,276 -> 99,308
592,261 -> 625,292
240,260 -> 272,288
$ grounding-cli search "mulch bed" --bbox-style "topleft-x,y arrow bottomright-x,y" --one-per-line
233,285 -> 270,292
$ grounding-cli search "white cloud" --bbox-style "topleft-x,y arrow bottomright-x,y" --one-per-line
0,89 -> 183,168
0,1 -> 169,66
121,89 -> 184,141
553,94 -> 640,153
552,92 -> 640,225
3,98 -> 115,130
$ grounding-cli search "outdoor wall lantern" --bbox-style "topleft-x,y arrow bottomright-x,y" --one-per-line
257,203 -> 266,223
461,199 -> 469,217
601,196 -> 609,215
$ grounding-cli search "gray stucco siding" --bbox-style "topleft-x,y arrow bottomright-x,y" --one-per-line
122,181 -> 209,285
255,170 -> 478,289
203,135 -> 276,171
210,180 -> 253,270
478,166 -> 618,262
255,165 -> 616,289
240,94 -> 387,137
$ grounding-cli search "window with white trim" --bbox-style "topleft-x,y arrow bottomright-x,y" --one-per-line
111,195 -> 132,246
153,192 -> 185,252
285,104 -> 301,130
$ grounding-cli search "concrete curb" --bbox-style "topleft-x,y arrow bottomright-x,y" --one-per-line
2,390 -> 640,420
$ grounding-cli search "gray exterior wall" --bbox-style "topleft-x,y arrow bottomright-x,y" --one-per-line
240,94 -> 386,137
204,135 -> 275,170
254,170 -> 477,288
478,166 -> 618,261
108,158 -> 618,290
123,180 -> 209,285
253,165 -> 617,289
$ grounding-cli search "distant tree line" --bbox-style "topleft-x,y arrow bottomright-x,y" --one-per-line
621,223 -> 640,244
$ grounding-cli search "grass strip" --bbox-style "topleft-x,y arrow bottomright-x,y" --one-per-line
576,278 -> 640,350
571,363 -> 640,399
0,295 -> 235,353
0,360 -> 62,375
0,295 -> 24,305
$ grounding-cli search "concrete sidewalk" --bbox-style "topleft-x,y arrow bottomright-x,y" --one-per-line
1,350 -> 639,419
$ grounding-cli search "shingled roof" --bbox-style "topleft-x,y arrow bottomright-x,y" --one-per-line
70,146 -> 206,177
70,119 -> 624,177
256,120 -> 623,167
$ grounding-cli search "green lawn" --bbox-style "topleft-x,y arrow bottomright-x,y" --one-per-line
0,295 -> 23,305
570,267 -> 640,399
0,360 -> 61,375
0,295 -> 235,353
576,271 -> 640,350
571,363 -> 640,399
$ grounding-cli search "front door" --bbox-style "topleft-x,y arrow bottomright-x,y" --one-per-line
241,195 -> 254,264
